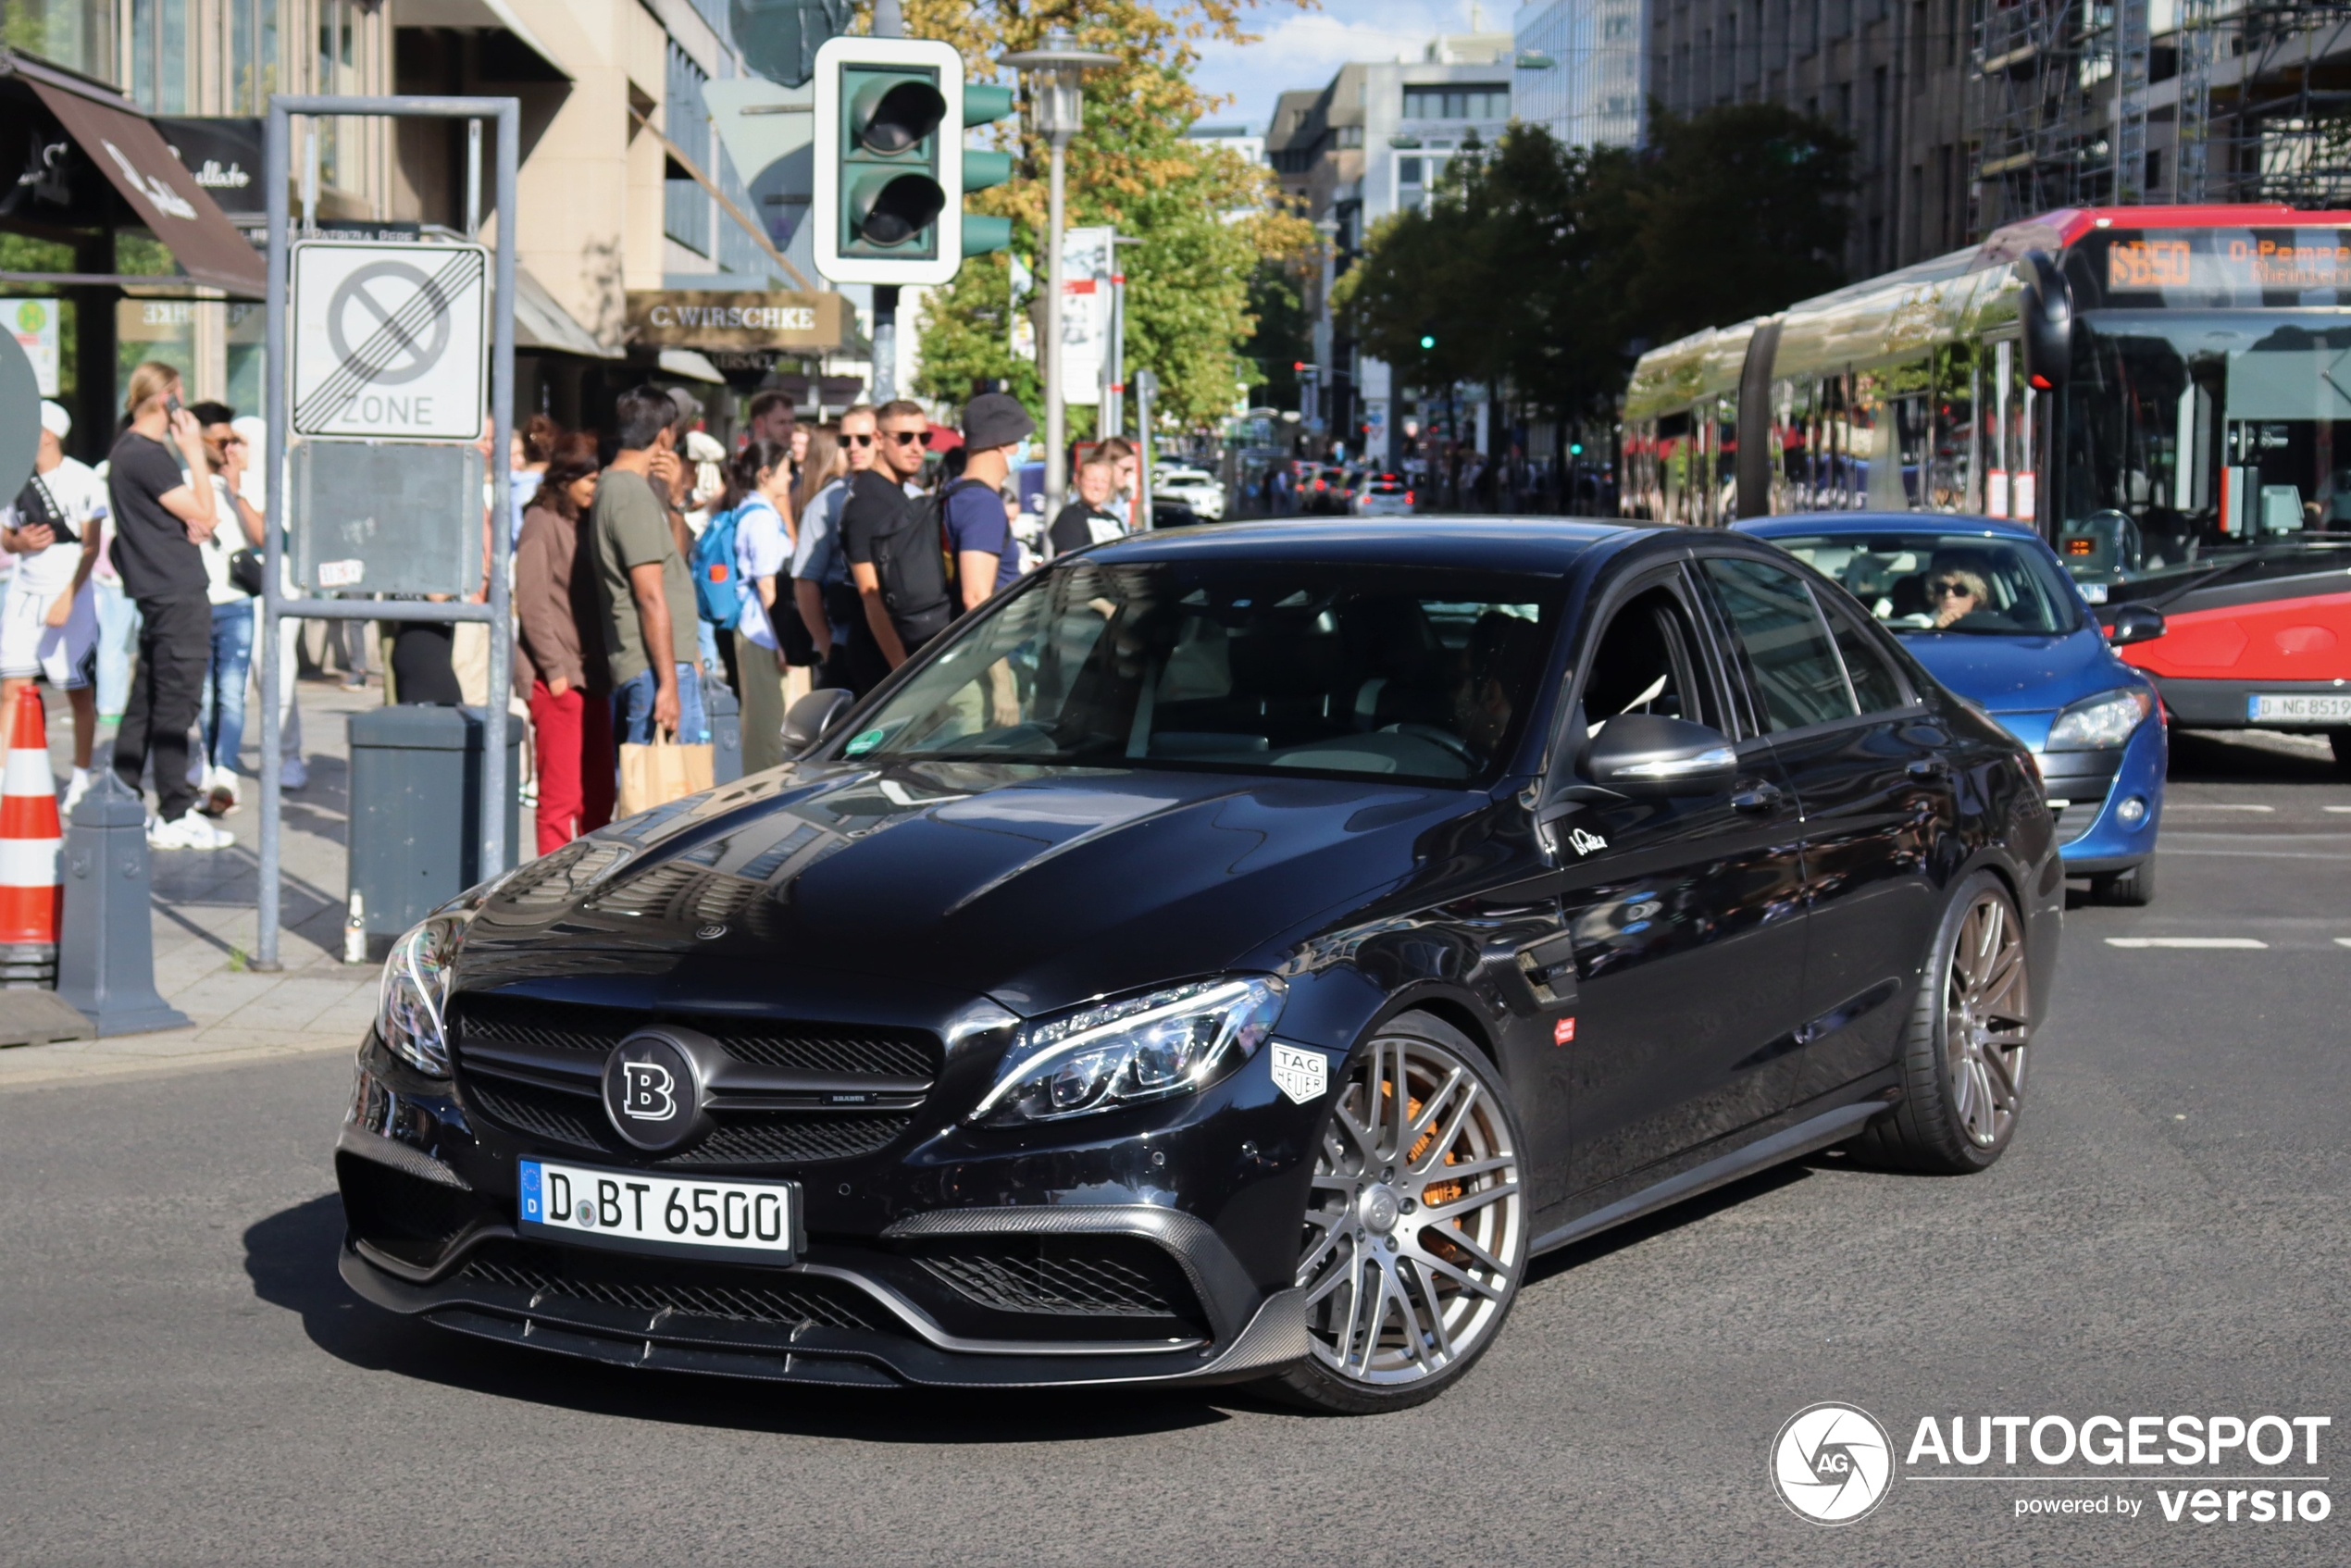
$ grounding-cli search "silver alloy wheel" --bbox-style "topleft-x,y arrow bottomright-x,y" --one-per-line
1946,889 -> 2031,1148
1297,1032 -> 1524,1386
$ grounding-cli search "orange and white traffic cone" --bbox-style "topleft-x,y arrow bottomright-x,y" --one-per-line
0,687 -> 64,988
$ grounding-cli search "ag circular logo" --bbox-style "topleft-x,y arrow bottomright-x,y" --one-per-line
1771,1402 -> 1895,1524
600,1030 -> 709,1153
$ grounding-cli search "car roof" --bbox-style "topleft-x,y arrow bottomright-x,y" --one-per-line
1077,516 -> 1639,571
1732,511 -> 2044,541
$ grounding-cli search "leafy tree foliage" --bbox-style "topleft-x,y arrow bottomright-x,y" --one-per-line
1337,104 -> 1853,445
902,0 -> 1313,426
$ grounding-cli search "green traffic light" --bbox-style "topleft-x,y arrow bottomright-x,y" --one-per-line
1419,334 -> 1436,350
964,83 -> 1016,127
1570,442 -> 1584,454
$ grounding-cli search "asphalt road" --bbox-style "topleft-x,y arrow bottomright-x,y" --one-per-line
3,729 -> 2345,1568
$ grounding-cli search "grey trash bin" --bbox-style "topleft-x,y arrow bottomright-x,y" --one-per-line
348,704 -> 523,944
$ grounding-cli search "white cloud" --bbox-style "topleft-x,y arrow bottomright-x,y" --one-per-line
1192,2 -> 1485,126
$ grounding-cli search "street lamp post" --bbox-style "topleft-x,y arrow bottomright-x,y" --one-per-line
1313,213 -> 1338,454
1001,28 -> 1117,522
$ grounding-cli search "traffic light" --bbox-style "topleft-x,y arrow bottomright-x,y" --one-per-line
961,83 -> 1017,258
1419,333 -> 1436,351
814,36 -> 1007,285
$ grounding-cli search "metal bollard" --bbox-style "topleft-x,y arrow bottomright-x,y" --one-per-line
55,771 -> 191,1037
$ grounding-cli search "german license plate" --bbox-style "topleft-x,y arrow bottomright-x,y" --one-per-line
2246,693 -> 2351,723
518,1158 -> 799,1264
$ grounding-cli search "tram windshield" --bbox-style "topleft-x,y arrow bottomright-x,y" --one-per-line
2057,314 -> 2351,593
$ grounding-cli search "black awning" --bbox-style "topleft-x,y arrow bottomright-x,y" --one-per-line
6,56 -> 264,296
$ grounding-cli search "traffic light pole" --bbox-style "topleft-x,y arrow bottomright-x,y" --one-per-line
1043,132 -> 1069,520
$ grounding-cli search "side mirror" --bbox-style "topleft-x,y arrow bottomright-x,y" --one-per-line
2019,250 -> 2073,392
1581,713 -> 1738,798
2102,604 -> 2166,647
781,688 -> 855,757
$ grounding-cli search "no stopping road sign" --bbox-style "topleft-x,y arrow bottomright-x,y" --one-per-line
291,240 -> 488,441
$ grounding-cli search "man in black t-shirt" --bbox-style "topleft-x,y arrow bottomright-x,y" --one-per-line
838,400 -> 949,693
107,362 -> 230,850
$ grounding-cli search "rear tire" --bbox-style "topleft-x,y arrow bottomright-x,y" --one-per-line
2091,857 -> 2155,907
1848,871 -> 2034,1175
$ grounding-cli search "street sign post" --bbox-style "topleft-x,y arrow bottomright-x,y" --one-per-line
290,241 -> 489,440
253,95 -> 519,973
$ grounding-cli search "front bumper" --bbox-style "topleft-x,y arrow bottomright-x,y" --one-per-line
2152,674 -> 2351,730
2041,710 -> 2167,873
336,1020 -> 1326,1388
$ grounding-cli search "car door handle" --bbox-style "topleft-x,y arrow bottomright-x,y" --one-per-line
1731,781 -> 1785,815
1906,759 -> 1947,779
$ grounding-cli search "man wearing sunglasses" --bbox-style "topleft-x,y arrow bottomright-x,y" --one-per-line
840,401 -> 952,685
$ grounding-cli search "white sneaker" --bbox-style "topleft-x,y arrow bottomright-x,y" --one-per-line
203,768 -> 242,817
59,774 -> 88,817
148,809 -> 235,851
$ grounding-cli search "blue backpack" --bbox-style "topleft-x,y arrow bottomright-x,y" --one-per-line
691,503 -> 747,626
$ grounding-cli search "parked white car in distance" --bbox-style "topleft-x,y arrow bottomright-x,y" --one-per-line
1352,472 -> 1414,516
1153,466 -> 1225,521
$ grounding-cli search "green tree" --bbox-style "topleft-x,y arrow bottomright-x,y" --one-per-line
1625,103 -> 1855,345
902,0 -> 1313,429
1241,259 -> 1309,410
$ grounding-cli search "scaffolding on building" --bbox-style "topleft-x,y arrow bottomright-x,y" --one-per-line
1972,0 -> 2351,234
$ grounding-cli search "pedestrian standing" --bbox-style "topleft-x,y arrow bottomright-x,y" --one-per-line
0,399 -> 105,814
840,400 -> 951,679
1099,435 -> 1139,532
947,392 -> 1033,603
788,424 -> 852,691
745,389 -> 797,455
723,438 -> 797,773
189,402 -> 266,816
107,362 -> 231,850
516,433 -> 614,852
591,385 -> 706,751
1050,454 -> 1126,555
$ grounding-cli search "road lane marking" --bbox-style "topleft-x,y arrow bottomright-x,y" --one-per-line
2165,803 -> 2276,812
2329,806 -> 2351,815
2160,848 -> 2351,860
2104,937 -> 2269,949
2337,939 -> 2351,949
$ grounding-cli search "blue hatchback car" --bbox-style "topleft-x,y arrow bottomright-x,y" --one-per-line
1735,513 -> 2166,904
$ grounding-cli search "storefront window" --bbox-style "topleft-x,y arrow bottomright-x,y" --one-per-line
231,0 -> 280,113
0,0 -> 117,82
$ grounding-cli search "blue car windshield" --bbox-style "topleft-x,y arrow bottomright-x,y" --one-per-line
1768,533 -> 2084,637
832,560 -> 1560,784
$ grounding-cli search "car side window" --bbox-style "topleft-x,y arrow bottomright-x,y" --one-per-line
1824,604 -> 1909,715
1698,556 -> 1858,732
1579,582 -> 1722,733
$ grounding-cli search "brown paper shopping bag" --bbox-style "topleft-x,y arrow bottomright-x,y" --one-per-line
617,732 -> 715,816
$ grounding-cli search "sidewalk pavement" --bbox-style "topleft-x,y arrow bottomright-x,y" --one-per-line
0,678 -> 390,1091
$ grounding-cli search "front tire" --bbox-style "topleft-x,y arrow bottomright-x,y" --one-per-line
2091,857 -> 2155,907
1262,1011 -> 1527,1414
1849,871 -> 2034,1175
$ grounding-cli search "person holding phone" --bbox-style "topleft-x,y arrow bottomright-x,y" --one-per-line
0,400 -> 106,813
107,361 -> 229,851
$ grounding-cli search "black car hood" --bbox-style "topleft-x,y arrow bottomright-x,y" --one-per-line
459,761 -> 1475,1017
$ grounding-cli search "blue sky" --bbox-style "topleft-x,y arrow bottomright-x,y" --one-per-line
1189,1 -> 1496,129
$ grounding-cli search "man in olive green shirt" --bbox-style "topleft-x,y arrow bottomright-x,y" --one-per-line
591,385 -> 705,743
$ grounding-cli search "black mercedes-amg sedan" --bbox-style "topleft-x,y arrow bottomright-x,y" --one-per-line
339,518 -> 2059,1413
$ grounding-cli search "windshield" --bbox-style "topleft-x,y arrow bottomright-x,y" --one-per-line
1767,532 -> 2084,636
835,560 -> 1560,783
2058,314 -> 2351,595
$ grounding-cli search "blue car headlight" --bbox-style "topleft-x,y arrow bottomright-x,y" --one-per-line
375,915 -> 466,1076
2046,686 -> 2154,752
972,976 -> 1287,1126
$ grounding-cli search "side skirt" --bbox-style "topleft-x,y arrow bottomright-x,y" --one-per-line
1528,1097 -> 1889,1258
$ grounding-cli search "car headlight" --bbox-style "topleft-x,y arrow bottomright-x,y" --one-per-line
2046,686 -> 2155,751
376,915 -> 466,1076
971,976 -> 1287,1126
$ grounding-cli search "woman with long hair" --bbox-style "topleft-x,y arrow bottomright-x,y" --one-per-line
723,436 -> 798,773
788,424 -> 852,688
515,431 -> 615,851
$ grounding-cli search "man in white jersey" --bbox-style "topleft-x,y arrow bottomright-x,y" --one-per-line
1,401 -> 105,812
